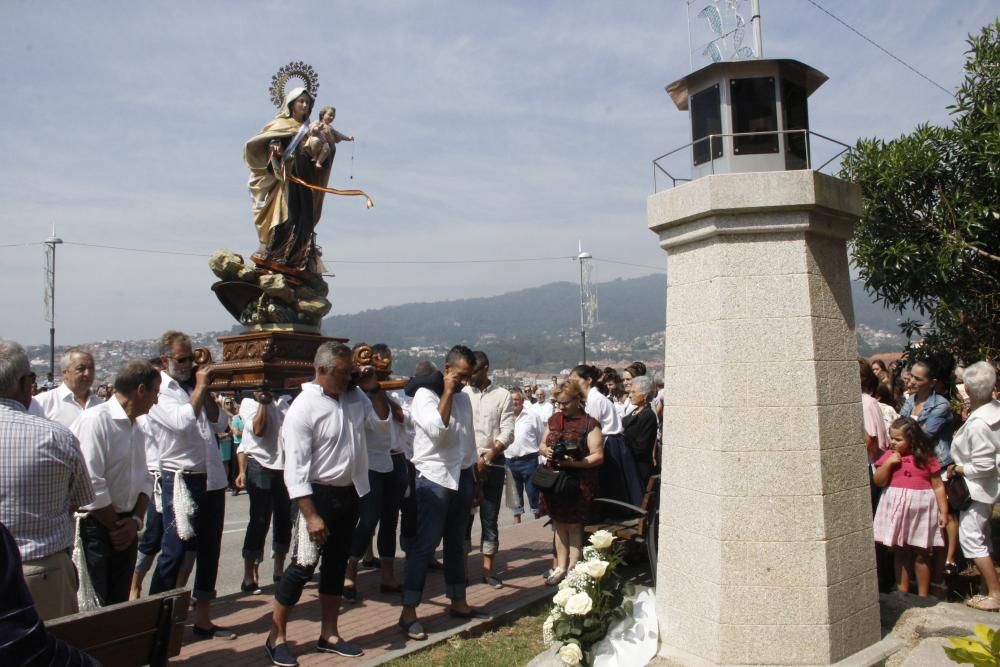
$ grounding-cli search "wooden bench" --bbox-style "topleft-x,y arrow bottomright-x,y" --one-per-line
46,589 -> 190,667
585,474 -> 660,579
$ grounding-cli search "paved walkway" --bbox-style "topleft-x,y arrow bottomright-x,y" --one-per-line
173,519 -> 554,666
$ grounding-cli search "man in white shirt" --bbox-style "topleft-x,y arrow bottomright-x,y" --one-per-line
146,331 -> 233,639
30,348 -> 102,427
267,343 -> 387,665
392,360 -> 434,557
344,343 -> 403,599
72,360 -> 159,606
462,351 -> 514,588
235,390 -> 292,593
399,345 -> 485,643
531,386 -> 555,422
506,388 -> 544,524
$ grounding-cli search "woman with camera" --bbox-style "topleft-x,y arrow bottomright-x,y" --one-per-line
537,379 -> 604,586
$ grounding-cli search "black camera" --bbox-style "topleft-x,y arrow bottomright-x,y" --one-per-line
551,439 -> 583,461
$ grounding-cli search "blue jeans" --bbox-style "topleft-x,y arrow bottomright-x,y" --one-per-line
242,458 -> 292,562
349,467 -> 403,559
506,455 -> 539,516
136,472 -> 163,570
466,455 -> 506,554
149,472 -> 225,601
402,467 -> 475,607
399,457 -> 417,553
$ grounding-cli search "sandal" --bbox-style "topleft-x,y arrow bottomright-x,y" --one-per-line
965,595 -> 1000,612
544,568 -> 566,586
193,624 -> 237,640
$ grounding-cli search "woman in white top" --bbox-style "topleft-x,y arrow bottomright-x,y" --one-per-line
949,361 -> 1000,611
570,365 -> 643,509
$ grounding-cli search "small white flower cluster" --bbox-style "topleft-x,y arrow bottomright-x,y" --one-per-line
541,530 -> 620,664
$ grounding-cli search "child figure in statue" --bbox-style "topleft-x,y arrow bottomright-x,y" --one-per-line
304,106 -> 354,169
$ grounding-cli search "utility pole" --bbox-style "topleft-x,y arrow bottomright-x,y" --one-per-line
44,229 -> 63,377
751,0 -> 764,58
577,244 -> 592,364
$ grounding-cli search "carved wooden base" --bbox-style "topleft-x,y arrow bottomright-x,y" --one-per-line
204,330 -> 347,392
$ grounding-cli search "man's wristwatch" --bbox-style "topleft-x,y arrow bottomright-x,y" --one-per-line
129,515 -> 144,531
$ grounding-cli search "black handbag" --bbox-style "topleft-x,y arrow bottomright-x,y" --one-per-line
947,475 -> 973,513
532,466 -> 580,497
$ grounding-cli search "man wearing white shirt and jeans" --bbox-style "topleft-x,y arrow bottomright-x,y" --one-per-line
235,390 -> 292,593
73,359 -> 159,606
146,331 -> 232,639
30,348 -> 102,427
506,388 -> 544,524
266,343 -> 388,665
399,345 -> 485,642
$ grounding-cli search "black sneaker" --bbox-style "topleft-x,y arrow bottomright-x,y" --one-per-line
316,637 -> 364,658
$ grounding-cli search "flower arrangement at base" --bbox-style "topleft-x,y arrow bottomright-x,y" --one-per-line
542,530 -> 633,666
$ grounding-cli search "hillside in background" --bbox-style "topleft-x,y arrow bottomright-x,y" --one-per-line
320,273 -> 910,371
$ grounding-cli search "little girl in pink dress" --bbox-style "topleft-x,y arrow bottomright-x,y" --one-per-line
873,416 -> 949,596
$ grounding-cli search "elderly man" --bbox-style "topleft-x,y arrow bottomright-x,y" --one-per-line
146,331 -> 233,639
399,345 -> 484,643
236,390 -> 293,593
0,340 -> 95,620
266,343 -> 388,666
463,351 -> 514,588
72,360 -> 159,606
531,386 -> 555,422
506,388 -> 544,524
30,348 -> 102,427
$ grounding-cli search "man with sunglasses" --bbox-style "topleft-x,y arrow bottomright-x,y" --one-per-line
145,331 -> 234,639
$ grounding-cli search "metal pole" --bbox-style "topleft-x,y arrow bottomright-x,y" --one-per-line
45,232 -> 63,378
751,0 -> 764,58
577,247 -> 592,364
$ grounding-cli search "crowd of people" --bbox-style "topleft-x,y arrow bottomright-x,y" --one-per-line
3,330 -> 998,665
861,353 -> 1000,610
0,334 -> 664,666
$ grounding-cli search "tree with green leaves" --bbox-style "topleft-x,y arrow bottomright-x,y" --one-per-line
840,19 -> 1000,362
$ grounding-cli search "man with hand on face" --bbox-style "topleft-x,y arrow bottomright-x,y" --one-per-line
146,331 -> 234,639
236,389 -> 293,593
31,348 -> 102,427
398,345 -> 485,643
463,351 -> 514,588
266,343 -> 389,665
72,360 -> 160,606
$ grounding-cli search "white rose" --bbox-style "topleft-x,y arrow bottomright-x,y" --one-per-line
558,642 -> 584,665
582,559 -> 609,580
553,587 -> 574,607
589,529 -> 614,549
563,591 -> 593,616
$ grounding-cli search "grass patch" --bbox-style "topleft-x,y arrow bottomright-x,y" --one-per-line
385,598 -> 550,667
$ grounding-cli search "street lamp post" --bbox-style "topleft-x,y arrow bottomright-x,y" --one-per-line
45,231 -> 63,377
577,248 -> 592,364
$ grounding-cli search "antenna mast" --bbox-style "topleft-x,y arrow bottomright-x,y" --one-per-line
752,0 -> 763,57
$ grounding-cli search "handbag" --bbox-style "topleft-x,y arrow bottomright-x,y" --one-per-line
946,475 -> 972,513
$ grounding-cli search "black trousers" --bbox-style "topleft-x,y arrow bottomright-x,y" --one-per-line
275,485 -> 359,606
80,515 -> 138,606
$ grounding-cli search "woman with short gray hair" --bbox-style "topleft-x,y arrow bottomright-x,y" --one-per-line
622,375 -> 658,486
950,361 -> 1000,611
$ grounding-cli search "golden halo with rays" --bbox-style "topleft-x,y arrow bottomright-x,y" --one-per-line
269,61 -> 320,109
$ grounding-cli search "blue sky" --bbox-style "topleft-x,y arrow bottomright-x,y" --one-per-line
1,1 -> 996,345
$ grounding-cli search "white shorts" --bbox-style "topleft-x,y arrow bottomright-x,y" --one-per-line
959,500 -> 994,560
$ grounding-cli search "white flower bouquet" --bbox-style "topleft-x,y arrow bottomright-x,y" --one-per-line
542,530 -> 633,666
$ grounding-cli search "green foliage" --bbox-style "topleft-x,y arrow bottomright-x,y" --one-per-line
840,19 -> 1000,362
944,624 -> 1000,666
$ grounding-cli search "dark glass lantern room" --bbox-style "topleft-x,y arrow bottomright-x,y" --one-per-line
665,59 -> 827,179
